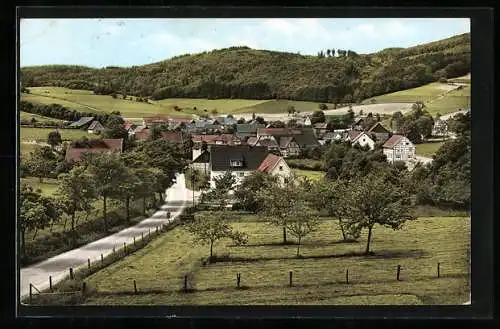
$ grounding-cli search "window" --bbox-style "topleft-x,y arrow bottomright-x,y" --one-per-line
279,166 -> 283,171
230,160 -> 243,167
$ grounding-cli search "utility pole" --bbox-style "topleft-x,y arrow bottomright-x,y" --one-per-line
192,173 -> 195,208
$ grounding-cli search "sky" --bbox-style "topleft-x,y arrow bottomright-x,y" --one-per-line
20,18 -> 470,68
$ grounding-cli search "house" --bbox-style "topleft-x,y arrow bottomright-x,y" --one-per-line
366,122 -> 391,142
345,130 -> 375,150
123,122 -> 138,136
69,117 -> 99,130
209,145 -> 291,188
160,131 -> 185,143
323,131 -> 345,143
313,122 -> 328,138
87,120 -> 105,134
191,134 -> 242,160
167,117 -> 193,129
214,115 -> 237,126
235,123 -> 266,139
65,138 -> 123,163
191,150 -> 210,176
351,117 -> 364,130
304,116 -> 312,126
277,136 -> 301,157
133,126 -> 151,141
382,135 -> 416,163
256,153 -> 292,185
254,127 -> 319,157
246,136 -> 281,153
142,115 -> 168,127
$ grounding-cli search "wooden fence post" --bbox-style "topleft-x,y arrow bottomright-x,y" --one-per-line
156,226 -> 158,234
69,267 -> 74,280
289,271 -> 293,287
88,258 -> 91,270
133,237 -> 136,246
113,246 -> 115,254
346,269 -> 349,284
437,262 -> 440,278
101,254 -> 104,265
82,282 -> 86,296
29,284 -> 32,304
397,265 -> 401,281
124,242 -> 126,254
141,232 -> 144,241
49,276 -> 52,291
184,275 -> 188,291
134,280 -> 137,294
237,273 -> 241,288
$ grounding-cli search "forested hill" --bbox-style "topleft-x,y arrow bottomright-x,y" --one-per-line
20,32 -> 470,103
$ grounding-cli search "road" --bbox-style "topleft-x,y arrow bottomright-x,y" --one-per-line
19,173 -> 191,300
439,109 -> 469,121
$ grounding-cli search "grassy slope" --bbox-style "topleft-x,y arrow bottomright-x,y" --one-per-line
362,83 -> 450,104
415,142 -> 445,157
84,215 -> 470,305
424,85 -> 470,116
20,111 -> 67,123
292,169 -> 325,181
20,127 -> 99,142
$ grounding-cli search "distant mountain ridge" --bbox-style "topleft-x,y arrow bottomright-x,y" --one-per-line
21,32 -> 470,104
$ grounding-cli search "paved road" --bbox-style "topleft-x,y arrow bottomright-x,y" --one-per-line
19,173 -> 191,299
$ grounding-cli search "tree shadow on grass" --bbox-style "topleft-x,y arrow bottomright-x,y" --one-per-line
236,239 -> 359,248
205,249 -> 428,264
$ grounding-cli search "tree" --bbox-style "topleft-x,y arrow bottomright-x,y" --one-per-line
319,103 -> 328,111
287,106 -> 296,115
116,168 -> 142,220
47,130 -> 62,149
184,211 -> 248,260
81,152 -> 129,232
234,172 -> 278,212
326,49 -> 331,57
286,201 -> 320,257
311,110 -> 326,125
201,171 -> 237,210
25,146 -> 58,182
390,111 -> 404,133
256,177 -> 307,244
344,173 -> 416,255
255,116 -> 265,124
56,166 -> 96,244
133,167 -> 161,216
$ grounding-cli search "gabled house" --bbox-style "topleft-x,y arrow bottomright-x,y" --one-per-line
345,130 -> 375,150
366,122 -> 391,142
351,117 -> 364,131
69,117 -> 101,130
382,135 -> 415,163
209,145 -> 291,188
304,116 -> 312,126
133,126 -> 151,141
432,117 -> 449,136
143,115 -> 168,127
214,116 -> 237,126
313,122 -> 328,138
65,138 -> 123,163
191,134 -> 242,160
87,120 -> 105,134
246,136 -> 281,153
278,136 -> 301,157
191,150 -> 210,175
323,131 -> 345,143
123,122 -> 138,136
235,123 -> 266,139
256,153 -> 292,185
160,131 -> 185,143
255,127 -> 319,157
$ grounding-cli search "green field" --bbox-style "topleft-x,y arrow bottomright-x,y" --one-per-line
20,111 -> 68,124
363,83 -> 450,104
20,127 -> 98,142
232,99 -> 328,114
415,142 -> 445,157
20,177 -> 59,196
292,169 -> 325,181
286,158 -> 324,170
425,85 -> 470,116
19,143 -> 38,156
83,214 -> 470,305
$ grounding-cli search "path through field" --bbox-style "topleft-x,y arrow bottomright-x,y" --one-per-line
19,173 -> 194,300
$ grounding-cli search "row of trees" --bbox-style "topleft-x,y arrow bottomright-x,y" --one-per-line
20,33 -> 470,103
317,49 -> 359,58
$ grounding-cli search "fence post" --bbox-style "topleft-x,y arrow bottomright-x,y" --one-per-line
133,237 -> 136,246
346,269 -> 349,284
134,280 -> 137,294
69,267 -> 74,280
101,254 -> 104,265
141,232 -> 144,241
88,258 -> 91,270
437,262 -> 440,278
156,226 -> 158,234
81,282 -> 86,296
184,275 -> 188,291
29,284 -> 32,304
289,271 -> 293,287
49,276 -> 52,291
397,265 -> 401,281
124,242 -> 126,254
237,273 -> 241,288
113,246 -> 115,254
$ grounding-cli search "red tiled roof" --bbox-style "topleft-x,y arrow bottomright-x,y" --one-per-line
160,131 -> 184,143
134,128 -> 151,141
382,134 -> 404,149
65,138 -> 123,163
257,154 -> 282,173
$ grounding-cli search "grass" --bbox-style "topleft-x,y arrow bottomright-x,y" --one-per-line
19,143 -> 38,157
286,158 -> 324,171
82,214 -> 470,305
362,83 -> 449,104
20,177 -> 58,196
20,127 -> 99,142
424,85 -> 470,116
415,142 -> 445,157
232,99 -> 327,114
20,111 -> 68,124
292,169 -> 325,181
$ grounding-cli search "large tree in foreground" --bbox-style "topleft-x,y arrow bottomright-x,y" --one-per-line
184,211 -> 248,260
81,152 -> 128,232
344,172 -> 416,255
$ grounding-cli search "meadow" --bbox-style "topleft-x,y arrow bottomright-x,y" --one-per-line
82,214 -> 470,305
292,169 -> 325,181
20,127 -> 98,142
424,85 -> 470,116
415,142 -> 445,157
20,111 -> 68,124
362,83 -> 450,104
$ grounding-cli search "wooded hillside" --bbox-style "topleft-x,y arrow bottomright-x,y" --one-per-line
20,33 -> 470,104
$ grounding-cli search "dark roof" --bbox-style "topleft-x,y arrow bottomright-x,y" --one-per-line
65,138 -> 123,163
279,136 -> 294,148
382,135 -> 405,149
346,130 -> 362,141
69,117 -> 95,128
160,131 -> 184,143
367,122 -> 390,134
313,123 -> 328,129
257,138 -> 279,148
193,151 -> 210,163
210,145 -> 268,171
236,123 -> 266,134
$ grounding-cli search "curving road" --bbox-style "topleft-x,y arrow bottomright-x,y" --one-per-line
19,173 -> 191,300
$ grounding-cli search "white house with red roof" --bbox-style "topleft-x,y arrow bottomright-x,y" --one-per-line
382,135 -> 416,163
345,130 -> 375,150
256,153 -> 292,185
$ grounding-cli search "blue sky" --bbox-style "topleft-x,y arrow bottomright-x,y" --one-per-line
20,18 -> 470,68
